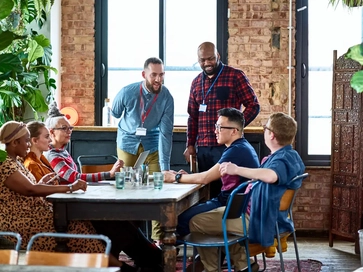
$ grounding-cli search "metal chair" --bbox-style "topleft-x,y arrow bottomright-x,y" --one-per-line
247,173 -> 309,272
0,232 -> 22,264
77,154 -> 118,173
179,181 -> 253,272
25,232 -> 111,268
275,172 -> 309,272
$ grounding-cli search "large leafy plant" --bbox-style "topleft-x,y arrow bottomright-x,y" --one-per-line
345,43 -> 363,93
0,0 -> 56,126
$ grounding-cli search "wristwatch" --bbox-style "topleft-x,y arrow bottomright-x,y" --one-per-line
68,184 -> 73,193
174,173 -> 182,184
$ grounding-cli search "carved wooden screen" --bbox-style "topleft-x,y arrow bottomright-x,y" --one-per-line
329,50 -> 363,253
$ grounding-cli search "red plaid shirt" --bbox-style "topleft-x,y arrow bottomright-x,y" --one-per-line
187,63 -> 260,147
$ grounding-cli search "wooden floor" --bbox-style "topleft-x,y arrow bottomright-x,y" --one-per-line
16,237 -> 362,271
264,237 -> 361,272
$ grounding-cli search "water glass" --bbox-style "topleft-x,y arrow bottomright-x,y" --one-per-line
153,172 -> 164,189
140,164 -> 149,186
124,166 -> 134,189
133,167 -> 143,187
115,172 -> 125,189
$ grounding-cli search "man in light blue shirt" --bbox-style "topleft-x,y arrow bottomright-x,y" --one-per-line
111,57 -> 174,243
111,57 -> 174,173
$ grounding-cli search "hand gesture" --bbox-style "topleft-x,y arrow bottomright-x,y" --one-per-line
183,146 -> 196,162
40,173 -> 59,185
71,179 -> 87,192
110,159 -> 124,178
219,162 -> 238,176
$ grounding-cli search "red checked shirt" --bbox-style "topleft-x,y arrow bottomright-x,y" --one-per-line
187,62 -> 260,147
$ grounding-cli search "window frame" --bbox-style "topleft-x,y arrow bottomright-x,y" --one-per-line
295,0 -> 331,166
94,0 -> 228,126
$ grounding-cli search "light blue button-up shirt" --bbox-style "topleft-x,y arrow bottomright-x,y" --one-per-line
111,81 -> 174,171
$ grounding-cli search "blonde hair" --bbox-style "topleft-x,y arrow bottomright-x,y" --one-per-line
0,121 -> 28,144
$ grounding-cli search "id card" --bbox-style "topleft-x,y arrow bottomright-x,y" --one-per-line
136,127 -> 147,136
199,104 -> 207,112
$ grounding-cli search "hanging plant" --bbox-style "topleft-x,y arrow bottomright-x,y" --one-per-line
328,0 -> 363,7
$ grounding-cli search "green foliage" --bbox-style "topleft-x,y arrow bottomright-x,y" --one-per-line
0,149 -> 6,162
328,0 -> 363,7
345,43 -> 363,93
0,0 -> 56,126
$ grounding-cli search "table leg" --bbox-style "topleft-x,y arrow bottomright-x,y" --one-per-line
53,203 -> 69,252
162,226 -> 177,272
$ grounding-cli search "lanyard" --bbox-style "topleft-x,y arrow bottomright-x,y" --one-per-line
139,84 -> 158,125
201,64 -> 224,104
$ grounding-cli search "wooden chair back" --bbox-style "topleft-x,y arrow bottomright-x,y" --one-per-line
25,251 -> 109,267
0,232 -> 22,265
0,250 -> 19,265
81,164 -> 114,173
77,155 -> 118,174
25,232 -> 111,268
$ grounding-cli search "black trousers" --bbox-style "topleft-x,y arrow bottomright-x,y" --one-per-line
91,220 -> 162,268
197,145 -> 225,199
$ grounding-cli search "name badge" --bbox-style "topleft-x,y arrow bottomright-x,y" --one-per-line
136,127 -> 147,136
199,104 -> 207,112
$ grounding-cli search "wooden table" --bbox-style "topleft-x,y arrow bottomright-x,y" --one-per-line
47,183 -> 208,272
0,265 -> 119,271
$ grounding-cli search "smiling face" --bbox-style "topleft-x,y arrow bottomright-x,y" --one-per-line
49,117 -> 73,147
142,63 -> 165,94
198,45 -> 220,76
15,131 -> 31,158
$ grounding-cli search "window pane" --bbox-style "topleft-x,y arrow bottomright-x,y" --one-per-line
308,2 -> 362,155
108,0 -> 159,99
165,0 -> 216,126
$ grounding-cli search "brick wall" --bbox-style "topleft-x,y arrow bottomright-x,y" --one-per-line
60,0 -> 332,232
61,0 -> 95,125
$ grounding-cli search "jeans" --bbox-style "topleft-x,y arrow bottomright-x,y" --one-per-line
177,197 -> 223,237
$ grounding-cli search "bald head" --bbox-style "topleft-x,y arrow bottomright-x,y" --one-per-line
197,42 -> 220,76
198,42 -> 218,54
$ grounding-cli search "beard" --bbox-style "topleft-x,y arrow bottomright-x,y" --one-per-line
145,79 -> 162,94
202,60 -> 220,76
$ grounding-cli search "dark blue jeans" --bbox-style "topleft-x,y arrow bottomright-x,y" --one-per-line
176,191 -> 231,237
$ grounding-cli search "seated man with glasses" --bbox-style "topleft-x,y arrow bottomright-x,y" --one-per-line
164,108 -> 259,248
44,102 -> 123,184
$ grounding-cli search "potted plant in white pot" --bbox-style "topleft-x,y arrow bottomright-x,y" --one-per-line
0,0 -> 57,126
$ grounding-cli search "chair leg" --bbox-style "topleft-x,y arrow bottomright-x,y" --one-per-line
193,247 -> 197,272
276,234 -> 285,272
217,247 -> 221,272
183,244 -> 188,272
292,231 -> 301,272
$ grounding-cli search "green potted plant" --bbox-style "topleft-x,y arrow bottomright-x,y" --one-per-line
0,0 -> 56,126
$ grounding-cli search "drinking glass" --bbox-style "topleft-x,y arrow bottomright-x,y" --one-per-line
153,172 -> 164,189
115,172 -> 125,189
124,166 -> 134,189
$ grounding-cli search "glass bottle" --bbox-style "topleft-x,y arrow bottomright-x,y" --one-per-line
102,98 -> 112,126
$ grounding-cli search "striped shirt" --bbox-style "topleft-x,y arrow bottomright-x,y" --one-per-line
45,145 -> 111,183
187,62 -> 260,147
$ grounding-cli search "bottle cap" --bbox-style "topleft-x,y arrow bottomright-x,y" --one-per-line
105,98 -> 110,102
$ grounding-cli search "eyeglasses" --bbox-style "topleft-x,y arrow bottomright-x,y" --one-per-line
263,124 -> 273,133
53,126 -> 74,132
214,124 -> 239,132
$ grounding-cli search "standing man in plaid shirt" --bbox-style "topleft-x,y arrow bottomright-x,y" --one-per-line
184,41 -> 260,199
